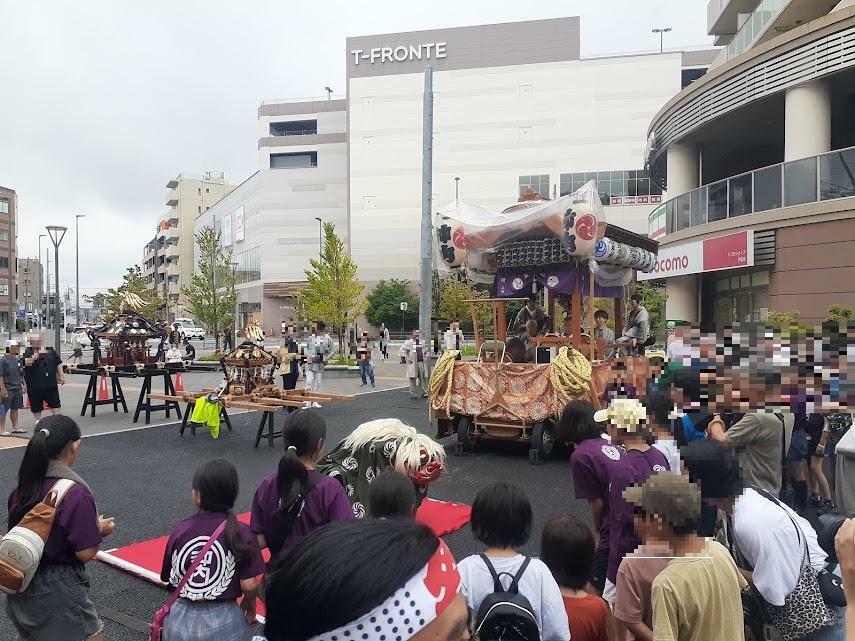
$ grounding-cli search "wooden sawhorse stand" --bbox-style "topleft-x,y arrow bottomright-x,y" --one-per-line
134,373 -> 182,424
80,374 -> 129,417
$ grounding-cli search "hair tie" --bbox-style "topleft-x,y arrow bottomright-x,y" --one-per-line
39,428 -> 50,438
287,445 -> 297,453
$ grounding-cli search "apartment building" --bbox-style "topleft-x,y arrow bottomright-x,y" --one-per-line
142,171 -> 233,319
0,186 -> 17,331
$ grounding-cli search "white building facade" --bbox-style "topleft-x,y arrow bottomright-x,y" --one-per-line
196,99 -> 348,334
197,17 -> 715,335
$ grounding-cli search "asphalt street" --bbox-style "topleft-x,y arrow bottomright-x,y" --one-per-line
0,387 -> 587,640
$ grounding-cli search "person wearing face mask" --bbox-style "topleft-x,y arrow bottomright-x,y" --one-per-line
400,329 -> 429,399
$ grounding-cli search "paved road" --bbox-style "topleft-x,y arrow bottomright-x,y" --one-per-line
7,351 -> 411,438
0,387 -> 585,640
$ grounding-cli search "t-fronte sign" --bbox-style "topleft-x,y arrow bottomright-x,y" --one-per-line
351,43 -> 447,65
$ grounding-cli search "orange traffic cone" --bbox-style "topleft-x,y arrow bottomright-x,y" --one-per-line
175,372 -> 184,392
98,377 -> 109,401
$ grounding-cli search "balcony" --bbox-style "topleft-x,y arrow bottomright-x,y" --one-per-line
165,242 -> 179,259
158,225 -> 179,241
650,145 -> 855,237
168,282 -> 181,296
166,263 -> 180,278
166,189 -> 179,207
712,0 -> 840,67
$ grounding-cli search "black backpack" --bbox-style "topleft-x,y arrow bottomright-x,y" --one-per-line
474,555 -> 541,641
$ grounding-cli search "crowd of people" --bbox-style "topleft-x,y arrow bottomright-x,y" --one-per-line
2,319 -> 855,641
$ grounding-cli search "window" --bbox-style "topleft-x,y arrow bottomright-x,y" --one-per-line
681,68 -> 707,88
205,187 -> 209,193
784,157 -> 817,207
518,175 -> 549,198
270,152 -> 318,169
197,206 -> 201,214
820,148 -> 855,200
197,188 -> 201,195
269,119 -> 317,136
559,169 -> 660,204
0,284 -> 7,296
234,246 -> 261,284
0,257 -> 8,268
0,230 -> 8,241
0,200 -> 7,214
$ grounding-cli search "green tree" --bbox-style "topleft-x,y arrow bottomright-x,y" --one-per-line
628,281 -> 667,340
298,222 -> 365,355
180,227 -> 236,350
436,277 -> 492,334
365,279 -> 419,333
85,266 -> 161,322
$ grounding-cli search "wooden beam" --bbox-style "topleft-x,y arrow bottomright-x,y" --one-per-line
615,298 -> 625,337
571,274 -> 582,350
281,390 -> 354,401
226,401 -> 282,412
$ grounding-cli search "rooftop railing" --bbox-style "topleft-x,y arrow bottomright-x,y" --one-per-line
652,144 -> 855,236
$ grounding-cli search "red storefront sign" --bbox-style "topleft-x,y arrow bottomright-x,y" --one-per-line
702,230 -> 753,271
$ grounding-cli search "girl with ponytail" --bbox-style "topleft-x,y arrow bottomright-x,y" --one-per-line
6,414 -> 115,641
251,409 -> 353,558
159,458 -> 265,641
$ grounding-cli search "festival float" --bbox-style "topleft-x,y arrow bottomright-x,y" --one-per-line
429,180 -> 658,463
149,322 -> 354,446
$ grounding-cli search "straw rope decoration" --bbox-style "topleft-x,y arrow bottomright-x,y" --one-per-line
549,346 -> 593,405
428,349 -> 459,421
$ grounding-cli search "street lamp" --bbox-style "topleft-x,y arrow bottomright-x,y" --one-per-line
75,214 -> 85,328
45,225 -> 67,351
652,27 -> 672,53
314,217 -> 322,256
324,86 -> 333,100
454,177 -> 460,201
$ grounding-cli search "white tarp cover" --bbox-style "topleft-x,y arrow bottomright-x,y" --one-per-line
434,180 -> 606,282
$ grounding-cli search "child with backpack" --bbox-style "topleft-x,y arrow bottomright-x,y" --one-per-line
540,517 -> 610,641
4,415 -> 116,641
250,410 -> 353,557
159,458 -> 265,641
458,483 -> 570,641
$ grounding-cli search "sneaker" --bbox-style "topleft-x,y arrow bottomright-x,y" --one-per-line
817,499 -> 837,515
311,402 -> 322,409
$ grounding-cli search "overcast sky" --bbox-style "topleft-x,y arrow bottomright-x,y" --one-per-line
0,0 -> 712,295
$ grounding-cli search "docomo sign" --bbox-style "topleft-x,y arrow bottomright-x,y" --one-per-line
351,43 -> 447,65
638,230 -> 754,281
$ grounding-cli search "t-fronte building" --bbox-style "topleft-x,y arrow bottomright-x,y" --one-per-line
194,16 -> 715,335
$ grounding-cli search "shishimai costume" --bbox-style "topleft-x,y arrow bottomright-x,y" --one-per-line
316,418 -> 446,518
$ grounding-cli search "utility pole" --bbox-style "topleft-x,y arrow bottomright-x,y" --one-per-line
38,234 -> 45,329
419,66 -> 434,364
75,214 -> 85,327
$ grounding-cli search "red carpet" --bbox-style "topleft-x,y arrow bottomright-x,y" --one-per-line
96,498 -> 471,623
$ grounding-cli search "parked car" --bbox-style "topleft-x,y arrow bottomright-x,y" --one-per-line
173,317 -> 205,341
